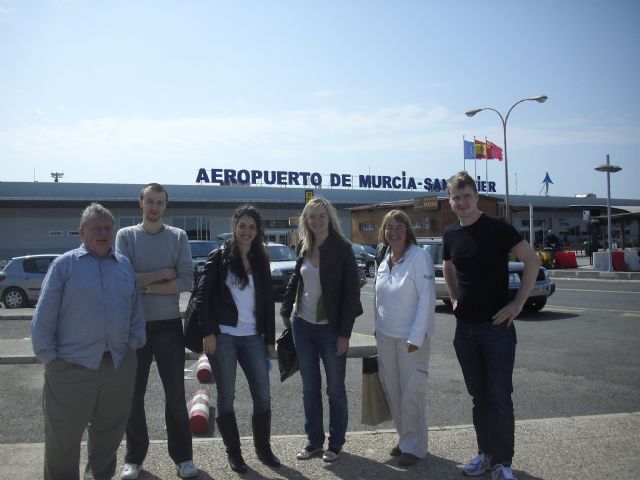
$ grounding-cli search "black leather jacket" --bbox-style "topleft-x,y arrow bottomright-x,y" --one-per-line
198,247 -> 275,346
280,232 -> 363,338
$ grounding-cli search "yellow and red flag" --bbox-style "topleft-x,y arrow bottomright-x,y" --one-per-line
474,140 -> 486,159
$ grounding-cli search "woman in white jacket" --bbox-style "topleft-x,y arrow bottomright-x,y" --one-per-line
374,210 -> 436,467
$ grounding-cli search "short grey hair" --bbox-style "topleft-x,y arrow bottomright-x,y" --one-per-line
80,203 -> 115,228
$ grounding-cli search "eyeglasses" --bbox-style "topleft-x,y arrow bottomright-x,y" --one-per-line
385,224 -> 406,232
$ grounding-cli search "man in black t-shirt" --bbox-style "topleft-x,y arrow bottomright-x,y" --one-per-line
442,171 -> 540,480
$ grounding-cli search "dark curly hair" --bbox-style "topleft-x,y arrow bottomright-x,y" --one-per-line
226,205 -> 269,289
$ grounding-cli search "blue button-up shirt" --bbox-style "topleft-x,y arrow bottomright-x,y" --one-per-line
31,244 -> 146,369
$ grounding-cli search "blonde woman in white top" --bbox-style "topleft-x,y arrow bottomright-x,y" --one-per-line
374,209 -> 436,467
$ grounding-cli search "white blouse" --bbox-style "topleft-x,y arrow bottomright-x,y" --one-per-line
374,243 -> 436,347
220,272 -> 258,336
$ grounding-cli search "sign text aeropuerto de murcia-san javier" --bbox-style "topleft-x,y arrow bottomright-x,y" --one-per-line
195,168 -> 497,193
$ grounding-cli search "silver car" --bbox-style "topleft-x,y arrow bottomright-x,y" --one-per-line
0,254 -> 59,308
266,242 -> 297,297
418,237 -> 555,313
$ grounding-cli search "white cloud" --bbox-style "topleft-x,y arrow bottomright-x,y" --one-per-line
313,89 -> 338,98
0,105 -> 638,185
0,4 -> 14,22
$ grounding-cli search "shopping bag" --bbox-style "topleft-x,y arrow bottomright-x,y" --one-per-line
183,281 -> 205,354
361,355 -> 392,426
276,328 -> 299,382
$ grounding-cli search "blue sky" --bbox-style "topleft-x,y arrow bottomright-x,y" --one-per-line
1,0 -> 639,198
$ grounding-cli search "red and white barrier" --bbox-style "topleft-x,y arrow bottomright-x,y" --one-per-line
189,389 -> 210,434
196,354 -> 213,383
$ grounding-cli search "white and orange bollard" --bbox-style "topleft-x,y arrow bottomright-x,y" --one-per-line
196,353 -> 213,383
189,388 -> 211,434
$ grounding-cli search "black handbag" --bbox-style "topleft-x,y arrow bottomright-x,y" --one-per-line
183,286 -> 205,354
276,327 -> 298,382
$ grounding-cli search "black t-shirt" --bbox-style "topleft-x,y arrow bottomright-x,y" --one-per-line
443,213 -> 523,323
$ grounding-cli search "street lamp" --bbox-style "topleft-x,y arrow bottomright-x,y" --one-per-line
595,154 -> 622,272
465,95 -> 548,223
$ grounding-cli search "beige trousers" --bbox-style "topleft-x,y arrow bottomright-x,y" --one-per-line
376,332 -> 431,458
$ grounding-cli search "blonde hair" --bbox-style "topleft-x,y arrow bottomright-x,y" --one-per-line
298,197 -> 350,257
377,209 -> 417,247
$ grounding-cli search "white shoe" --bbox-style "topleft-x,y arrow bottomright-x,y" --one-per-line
121,463 -> 142,480
296,445 -> 323,460
176,460 -> 198,478
322,448 -> 341,462
463,452 -> 490,476
491,464 -> 517,480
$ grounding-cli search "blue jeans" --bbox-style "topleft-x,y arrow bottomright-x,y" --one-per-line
125,320 -> 192,465
208,334 -> 271,415
292,317 -> 348,451
453,320 -> 517,467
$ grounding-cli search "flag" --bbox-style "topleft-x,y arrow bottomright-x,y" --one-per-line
463,140 -> 476,159
486,140 -> 503,160
474,140 -> 486,159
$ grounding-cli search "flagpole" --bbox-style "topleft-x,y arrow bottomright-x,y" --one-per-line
463,135 -> 466,171
473,136 -> 477,180
485,137 -> 489,195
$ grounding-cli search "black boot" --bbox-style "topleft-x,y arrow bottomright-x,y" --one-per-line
216,413 -> 248,473
252,410 -> 281,467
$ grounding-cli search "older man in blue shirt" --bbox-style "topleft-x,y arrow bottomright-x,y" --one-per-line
31,203 -> 146,480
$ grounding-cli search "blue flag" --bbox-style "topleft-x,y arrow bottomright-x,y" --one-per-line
463,140 -> 476,159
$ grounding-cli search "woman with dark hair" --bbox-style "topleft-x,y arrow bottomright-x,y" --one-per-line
280,197 -> 363,462
199,205 -> 280,473
374,210 -> 436,467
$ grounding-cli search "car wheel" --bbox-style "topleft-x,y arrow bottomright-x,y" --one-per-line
359,268 -> 367,287
2,287 -> 28,309
367,263 -> 376,277
523,299 -> 547,313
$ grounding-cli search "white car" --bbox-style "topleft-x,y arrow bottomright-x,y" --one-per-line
418,237 -> 555,313
265,242 -> 297,297
0,254 -> 59,308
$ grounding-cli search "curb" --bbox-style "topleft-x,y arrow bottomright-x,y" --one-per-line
548,269 -> 640,280
0,344 -> 379,365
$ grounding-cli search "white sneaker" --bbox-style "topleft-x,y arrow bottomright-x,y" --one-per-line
121,463 -> 142,480
176,460 -> 198,478
463,452 -> 490,476
322,448 -> 341,462
296,445 -> 323,460
491,464 -> 517,480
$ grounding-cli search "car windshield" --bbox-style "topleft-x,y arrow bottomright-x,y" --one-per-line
352,244 -> 367,255
266,245 -> 297,262
363,245 -> 376,255
419,243 -> 442,265
189,241 -> 221,257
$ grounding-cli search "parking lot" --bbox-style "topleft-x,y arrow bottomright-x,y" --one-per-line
1,277 -> 639,446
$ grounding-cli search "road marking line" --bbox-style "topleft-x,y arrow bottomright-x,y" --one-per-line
552,277 -> 640,283
622,312 -> 640,317
547,305 -> 640,315
557,288 -> 639,294
545,306 -> 584,313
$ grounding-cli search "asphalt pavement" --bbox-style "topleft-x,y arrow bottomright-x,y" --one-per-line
1,412 -> 638,479
1,258 -> 639,479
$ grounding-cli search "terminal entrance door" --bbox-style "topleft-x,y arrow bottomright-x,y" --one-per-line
266,230 -> 289,246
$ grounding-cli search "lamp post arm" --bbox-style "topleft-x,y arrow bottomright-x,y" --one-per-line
476,107 -> 509,220
505,98 -> 531,125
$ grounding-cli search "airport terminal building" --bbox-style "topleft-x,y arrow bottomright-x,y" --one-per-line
1,180 -> 639,260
